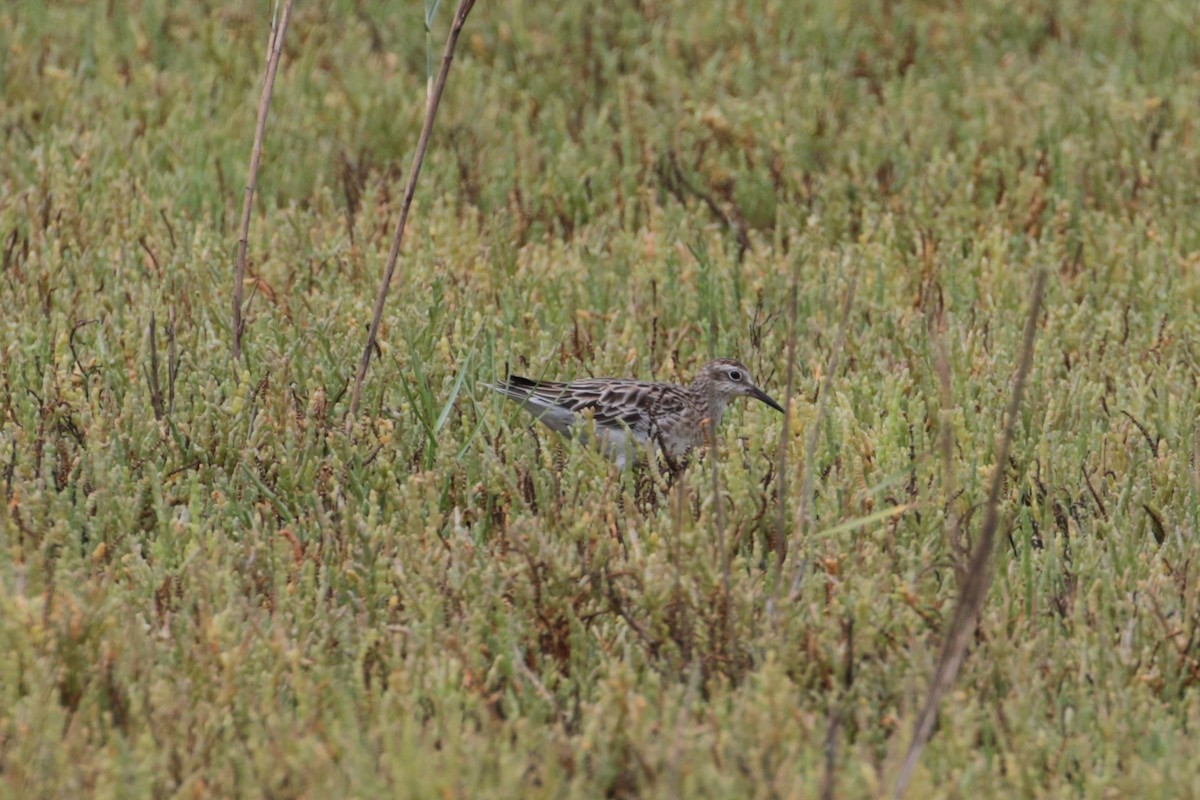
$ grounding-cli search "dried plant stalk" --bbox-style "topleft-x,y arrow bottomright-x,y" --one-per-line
893,268 -> 1047,797
772,259 -> 801,585
346,0 -> 478,428
928,285 -> 965,582
232,0 -> 294,363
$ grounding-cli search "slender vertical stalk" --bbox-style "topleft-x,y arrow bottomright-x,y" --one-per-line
145,312 -> 164,420
232,0 -> 294,363
893,269 -> 1046,797
929,288 -> 964,581
772,256 -> 801,588
345,0 -> 478,429
167,305 -> 179,415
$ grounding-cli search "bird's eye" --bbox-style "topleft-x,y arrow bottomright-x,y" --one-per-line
729,370 -> 742,381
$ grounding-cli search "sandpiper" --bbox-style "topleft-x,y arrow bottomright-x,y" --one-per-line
487,359 -> 784,468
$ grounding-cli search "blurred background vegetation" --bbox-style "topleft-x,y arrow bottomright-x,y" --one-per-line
2,0 -> 1200,796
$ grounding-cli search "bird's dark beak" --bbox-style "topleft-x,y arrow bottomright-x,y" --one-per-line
751,386 -> 785,413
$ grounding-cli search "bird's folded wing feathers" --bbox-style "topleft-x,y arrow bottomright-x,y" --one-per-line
489,376 -> 662,438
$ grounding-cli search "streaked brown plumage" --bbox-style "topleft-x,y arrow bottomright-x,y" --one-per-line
487,359 -> 784,467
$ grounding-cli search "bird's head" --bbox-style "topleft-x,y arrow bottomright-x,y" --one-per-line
694,359 -> 785,413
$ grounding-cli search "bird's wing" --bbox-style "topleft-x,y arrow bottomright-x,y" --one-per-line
562,379 -> 669,437
487,375 -> 580,435
490,376 -> 669,439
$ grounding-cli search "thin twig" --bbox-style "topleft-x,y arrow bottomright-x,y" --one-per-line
1081,463 -> 1108,521
773,255 -> 801,588
232,0 -> 294,363
345,0 -> 478,429
160,208 -> 177,251
929,285 -> 965,581
68,319 -> 96,401
4,439 -> 16,502
894,268 -> 1046,797
138,236 -> 162,279
167,305 -> 179,414
145,312 -> 164,420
